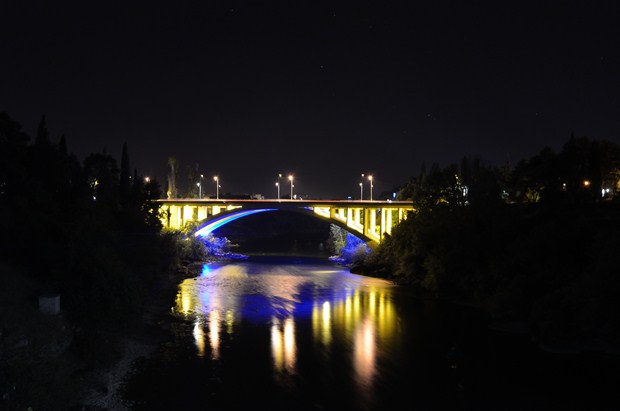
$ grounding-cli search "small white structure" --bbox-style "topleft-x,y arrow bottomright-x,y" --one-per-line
39,294 -> 60,315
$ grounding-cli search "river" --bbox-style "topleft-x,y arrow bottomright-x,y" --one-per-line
122,254 -> 619,410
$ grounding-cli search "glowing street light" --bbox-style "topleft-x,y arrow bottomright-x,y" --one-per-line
368,175 -> 374,201
360,173 -> 365,200
288,175 -> 294,200
214,176 -> 219,200
276,173 -> 282,200
199,174 -> 204,199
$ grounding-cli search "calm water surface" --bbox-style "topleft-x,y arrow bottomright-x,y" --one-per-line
123,255 -> 619,410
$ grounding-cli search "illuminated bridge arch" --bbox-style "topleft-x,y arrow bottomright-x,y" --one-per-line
158,199 -> 414,244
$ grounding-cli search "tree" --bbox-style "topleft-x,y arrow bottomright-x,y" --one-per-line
35,115 -> 50,146
167,157 -> 178,199
83,152 -> 120,206
119,142 -> 131,205
0,112 -> 30,197
186,163 -> 200,198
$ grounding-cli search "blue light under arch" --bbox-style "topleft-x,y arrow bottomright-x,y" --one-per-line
194,208 -> 277,238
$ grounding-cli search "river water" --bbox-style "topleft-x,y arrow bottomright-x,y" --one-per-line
122,254 -> 619,410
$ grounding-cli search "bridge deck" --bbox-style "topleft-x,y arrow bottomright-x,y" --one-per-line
157,198 -> 414,244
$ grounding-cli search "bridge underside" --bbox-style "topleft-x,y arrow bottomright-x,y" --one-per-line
159,200 -> 414,244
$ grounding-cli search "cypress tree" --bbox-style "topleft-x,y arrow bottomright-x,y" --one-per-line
120,142 -> 131,205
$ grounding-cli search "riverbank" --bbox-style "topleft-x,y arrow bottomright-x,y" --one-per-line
77,261 -> 201,410
77,254 -> 246,410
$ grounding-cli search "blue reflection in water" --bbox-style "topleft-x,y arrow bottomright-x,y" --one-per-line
173,257 -> 398,402
200,264 -> 212,277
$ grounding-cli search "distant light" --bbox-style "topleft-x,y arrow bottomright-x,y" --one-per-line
583,180 -> 591,187
392,192 -> 396,198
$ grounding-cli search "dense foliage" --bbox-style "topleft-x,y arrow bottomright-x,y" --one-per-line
327,224 -> 370,265
0,112 -> 191,408
359,136 -> 620,350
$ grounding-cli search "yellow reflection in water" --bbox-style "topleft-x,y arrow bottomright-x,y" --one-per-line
271,317 -> 296,374
311,286 -> 397,390
174,265 -> 250,320
225,310 -> 234,334
354,317 -> 375,387
322,301 -> 332,345
193,320 -> 205,357
209,310 -> 221,360
180,289 -> 192,315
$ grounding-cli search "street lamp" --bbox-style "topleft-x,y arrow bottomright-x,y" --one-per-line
214,176 -> 219,200
288,175 -> 294,200
199,174 -> 203,199
276,173 -> 282,200
368,175 -> 374,201
360,173 -> 365,200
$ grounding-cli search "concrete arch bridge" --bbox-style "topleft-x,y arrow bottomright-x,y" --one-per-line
158,199 -> 415,244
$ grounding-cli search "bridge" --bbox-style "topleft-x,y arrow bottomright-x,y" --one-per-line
157,199 -> 415,244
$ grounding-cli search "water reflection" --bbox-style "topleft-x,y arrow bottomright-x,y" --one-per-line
209,310 -> 220,360
271,317 -> 297,373
192,320 -> 205,358
311,287 -> 396,391
354,317 -> 375,387
173,260 -> 398,395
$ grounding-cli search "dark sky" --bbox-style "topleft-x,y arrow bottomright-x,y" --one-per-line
2,1 -> 619,199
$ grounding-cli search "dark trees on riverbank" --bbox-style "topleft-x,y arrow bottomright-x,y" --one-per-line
361,136 -> 620,351
0,112 -> 183,408
1,112 -> 170,330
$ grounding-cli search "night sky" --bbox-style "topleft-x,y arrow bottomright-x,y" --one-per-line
2,1 -> 619,199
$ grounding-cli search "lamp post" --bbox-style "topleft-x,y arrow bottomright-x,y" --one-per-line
360,173 -> 365,200
288,175 -> 294,200
214,176 -> 219,200
199,174 -> 203,199
368,175 -> 374,201
276,173 -> 282,200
